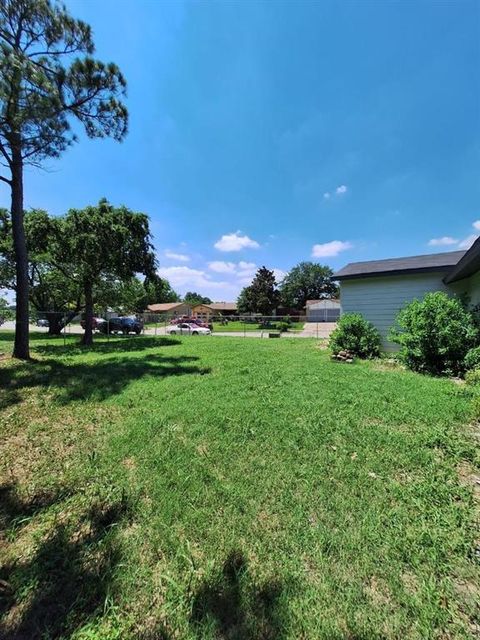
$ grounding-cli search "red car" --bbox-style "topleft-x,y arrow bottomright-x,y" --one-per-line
173,316 -> 211,329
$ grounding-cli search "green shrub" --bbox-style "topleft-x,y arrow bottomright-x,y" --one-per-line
464,346 -> 480,371
389,292 -> 477,376
329,313 -> 381,359
276,321 -> 290,333
465,368 -> 480,386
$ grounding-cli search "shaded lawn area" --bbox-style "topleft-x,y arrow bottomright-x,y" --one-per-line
0,331 -> 479,639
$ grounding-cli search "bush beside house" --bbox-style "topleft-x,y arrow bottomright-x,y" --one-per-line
329,313 -> 381,359
389,292 -> 477,376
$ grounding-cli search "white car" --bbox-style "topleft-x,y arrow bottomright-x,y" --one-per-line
165,322 -> 211,336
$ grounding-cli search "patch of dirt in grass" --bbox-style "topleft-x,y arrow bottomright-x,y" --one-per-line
122,456 -> 137,471
457,461 -> 480,502
253,509 -> 281,535
371,359 -> 402,372
364,575 -> 393,607
401,571 -> 420,595
0,401 -> 119,487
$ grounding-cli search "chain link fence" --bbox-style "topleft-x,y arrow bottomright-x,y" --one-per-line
1,310 -> 337,345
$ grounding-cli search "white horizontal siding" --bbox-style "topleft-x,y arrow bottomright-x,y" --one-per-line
340,273 -> 455,349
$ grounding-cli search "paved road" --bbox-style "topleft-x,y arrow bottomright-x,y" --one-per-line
1,321 -> 337,340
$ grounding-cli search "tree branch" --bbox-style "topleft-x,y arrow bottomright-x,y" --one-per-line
0,174 -> 12,185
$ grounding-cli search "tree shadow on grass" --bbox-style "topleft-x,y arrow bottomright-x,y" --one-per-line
34,335 -> 182,356
0,484 -> 72,533
190,551 -> 287,640
0,352 -> 210,409
0,484 -> 133,640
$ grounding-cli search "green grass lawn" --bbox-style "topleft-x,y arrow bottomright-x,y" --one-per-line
0,332 -> 478,639
212,321 -> 305,332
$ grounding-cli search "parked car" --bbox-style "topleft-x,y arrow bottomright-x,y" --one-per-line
165,322 -> 211,336
172,316 -> 213,330
80,317 -> 105,331
36,318 -> 49,327
97,316 -> 143,335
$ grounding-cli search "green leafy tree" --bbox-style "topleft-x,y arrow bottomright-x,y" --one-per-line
0,0 -> 128,359
280,262 -> 338,309
0,293 -> 13,320
237,286 -> 255,314
0,208 -> 83,334
96,277 -> 148,315
46,199 -> 155,345
183,291 -> 213,306
237,267 -> 280,315
144,274 -> 180,305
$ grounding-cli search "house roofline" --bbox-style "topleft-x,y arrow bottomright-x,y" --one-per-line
443,236 -> 480,284
335,265 -> 454,281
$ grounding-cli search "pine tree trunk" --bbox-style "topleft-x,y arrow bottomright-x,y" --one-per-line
11,149 -> 30,360
81,282 -> 94,346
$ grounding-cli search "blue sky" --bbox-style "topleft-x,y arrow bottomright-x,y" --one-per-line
1,0 -> 479,300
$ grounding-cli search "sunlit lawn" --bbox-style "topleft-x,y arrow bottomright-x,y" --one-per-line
0,331 -> 478,639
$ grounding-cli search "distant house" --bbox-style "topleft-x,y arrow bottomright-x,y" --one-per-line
208,302 -> 237,316
192,302 -> 238,322
305,299 -> 340,322
147,302 -> 192,317
334,241 -> 480,347
192,304 -> 214,322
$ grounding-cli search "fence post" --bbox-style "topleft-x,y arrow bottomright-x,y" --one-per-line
63,312 -> 66,347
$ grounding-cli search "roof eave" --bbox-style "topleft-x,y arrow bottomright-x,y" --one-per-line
443,237 -> 480,284
335,265 -> 454,281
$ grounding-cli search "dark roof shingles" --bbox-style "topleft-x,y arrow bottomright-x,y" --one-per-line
333,250 -> 465,280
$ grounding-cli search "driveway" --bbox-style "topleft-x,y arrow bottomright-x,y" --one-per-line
297,322 -> 337,339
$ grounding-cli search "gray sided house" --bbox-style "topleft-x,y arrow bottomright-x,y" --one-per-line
334,239 -> 480,348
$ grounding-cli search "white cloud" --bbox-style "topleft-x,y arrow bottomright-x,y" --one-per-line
458,234 -> 479,250
473,220 -> 480,231
237,261 -> 257,277
208,260 -> 257,278
335,185 -> 348,195
311,240 -> 353,258
323,192 -> 331,200
428,236 -> 458,247
214,231 -> 260,252
273,268 -> 287,282
164,250 -> 190,262
158,265 -> 247,301
208,261 -> 236,274
158,266 -> 226,290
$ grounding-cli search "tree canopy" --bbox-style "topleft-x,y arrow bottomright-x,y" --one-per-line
49,199 -> 155,344
280,262 -> 338,309
183,291 -> 213,306
0,0 -> 128,358
237,267 -> 280,315
144,273 -> 180,305
1,207 -> 84,333
0,207 -> 180,333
